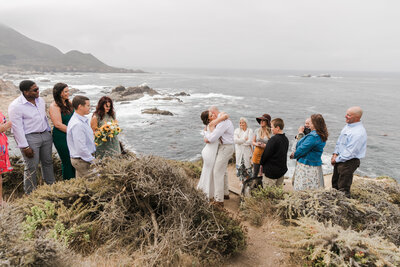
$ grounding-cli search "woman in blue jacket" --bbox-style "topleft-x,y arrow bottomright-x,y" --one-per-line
293,114 -> 328,190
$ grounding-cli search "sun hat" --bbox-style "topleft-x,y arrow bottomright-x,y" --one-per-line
256,114 -> 271,127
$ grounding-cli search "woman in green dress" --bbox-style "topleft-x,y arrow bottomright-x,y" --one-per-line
90,96 -> 121,159
49,83 -> 75,180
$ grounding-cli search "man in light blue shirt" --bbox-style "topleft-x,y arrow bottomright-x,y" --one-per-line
331,106 -> 367,197
67,96 -> 96,179
8,80 -> 55,194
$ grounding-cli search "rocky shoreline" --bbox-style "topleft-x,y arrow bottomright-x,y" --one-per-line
0,79 -> 191,117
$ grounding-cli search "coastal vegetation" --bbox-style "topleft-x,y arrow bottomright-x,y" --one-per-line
240,178 -> 400,266
0,154 -> 245,266
2,152 -> 399,266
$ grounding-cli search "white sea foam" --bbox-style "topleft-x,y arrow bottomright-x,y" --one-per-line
71,84 -> 105,91
190,93 -> 243,100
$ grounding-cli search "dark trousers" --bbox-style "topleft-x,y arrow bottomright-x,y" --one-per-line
332,158 -> 360,197
253,163 -> 261,178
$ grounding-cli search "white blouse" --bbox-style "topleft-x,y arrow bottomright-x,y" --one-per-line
234,128 -> 254,168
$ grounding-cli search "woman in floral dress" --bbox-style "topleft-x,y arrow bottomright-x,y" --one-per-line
0,111 -> 12,206
293,114 -> 328,190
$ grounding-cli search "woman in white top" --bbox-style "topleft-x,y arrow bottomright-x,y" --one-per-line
234,117 -> 253,182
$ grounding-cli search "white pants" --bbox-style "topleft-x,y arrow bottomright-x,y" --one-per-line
213,144 -> 234,202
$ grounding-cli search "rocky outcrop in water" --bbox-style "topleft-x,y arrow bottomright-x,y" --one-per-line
141,108 -> 173,116
110,84 -> 159,101
173,91 -> 190,96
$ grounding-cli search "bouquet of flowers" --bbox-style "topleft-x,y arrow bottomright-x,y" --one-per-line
94,120 -> 121,146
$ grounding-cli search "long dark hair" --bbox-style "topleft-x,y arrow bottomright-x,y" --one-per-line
53,83 -> 73,114
201,110 -> 210,125
311,114 -> 329,142
93,96 -> 115,121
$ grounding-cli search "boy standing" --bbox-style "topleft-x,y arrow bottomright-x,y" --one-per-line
67,96 -> 96,179
260,118 -> 289,187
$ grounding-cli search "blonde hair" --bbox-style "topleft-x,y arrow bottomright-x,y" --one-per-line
259,124 -> 271,139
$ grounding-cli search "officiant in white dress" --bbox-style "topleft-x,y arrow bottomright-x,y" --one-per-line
234,117 -> 253,182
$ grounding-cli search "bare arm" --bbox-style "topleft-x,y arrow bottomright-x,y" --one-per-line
252,134 -> 258,146
0,121 -> 12,133
90,115 -> 98,133
208,112 -> 229,127
49,103 -> 67,133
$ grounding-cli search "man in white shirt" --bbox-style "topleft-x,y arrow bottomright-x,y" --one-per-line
8,80 -> 55,194
67,96 -> 96,179
204,106 -> 234,207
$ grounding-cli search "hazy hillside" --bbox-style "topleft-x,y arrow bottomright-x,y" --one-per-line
0,24 -> 142,73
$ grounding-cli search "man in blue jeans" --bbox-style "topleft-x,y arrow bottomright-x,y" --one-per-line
8,80 -> 55,194
331,106 -> 367,197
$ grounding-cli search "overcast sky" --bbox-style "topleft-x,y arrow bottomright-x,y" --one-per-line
1,0 -> 400,72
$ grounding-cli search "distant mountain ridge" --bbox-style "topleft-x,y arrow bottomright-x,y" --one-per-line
0,24 -> 143,73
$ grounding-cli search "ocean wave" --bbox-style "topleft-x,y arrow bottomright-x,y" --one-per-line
71,84 -> 106,91
190,93 -> 243,100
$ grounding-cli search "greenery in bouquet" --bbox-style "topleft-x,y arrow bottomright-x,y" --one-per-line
94,120 -> 121,146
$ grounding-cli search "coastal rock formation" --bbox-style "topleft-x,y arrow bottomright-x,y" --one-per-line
110,84 -> 159,101
173,91 -> 190,96
141,108 -> 173,116
0,79 -> 19,95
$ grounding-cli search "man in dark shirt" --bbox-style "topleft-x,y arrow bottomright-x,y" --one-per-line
260,118 -> 289,187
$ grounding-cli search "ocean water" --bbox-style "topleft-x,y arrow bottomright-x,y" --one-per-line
5,69 -> 400,181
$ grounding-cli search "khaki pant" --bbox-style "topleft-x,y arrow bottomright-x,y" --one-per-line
213,144 -> 234,202
71,158 -> 91,179
262,174 -> 284,187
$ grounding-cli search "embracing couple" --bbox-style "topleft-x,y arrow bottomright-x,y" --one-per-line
197,106 -> 234,208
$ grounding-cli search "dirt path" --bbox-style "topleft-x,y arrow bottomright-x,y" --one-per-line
222,165 -> 294,267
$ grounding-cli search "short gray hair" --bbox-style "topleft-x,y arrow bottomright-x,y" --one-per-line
239,117 -> 248,126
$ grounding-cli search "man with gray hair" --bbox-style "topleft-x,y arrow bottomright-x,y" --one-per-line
331,106 -> 367,197
204,106 -> 234,207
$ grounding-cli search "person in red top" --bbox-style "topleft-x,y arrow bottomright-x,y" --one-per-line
0,111 -> 13,206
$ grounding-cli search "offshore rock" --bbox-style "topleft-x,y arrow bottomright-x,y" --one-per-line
110,84 -> 159,101
141,108 -> 173,116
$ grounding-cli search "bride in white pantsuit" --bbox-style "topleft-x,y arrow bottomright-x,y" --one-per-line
197,110 -> 228,199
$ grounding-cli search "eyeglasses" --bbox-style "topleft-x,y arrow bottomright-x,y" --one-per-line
32,88 -> 39,92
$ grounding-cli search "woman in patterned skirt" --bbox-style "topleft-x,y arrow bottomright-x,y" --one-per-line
293,114 -> 328,191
